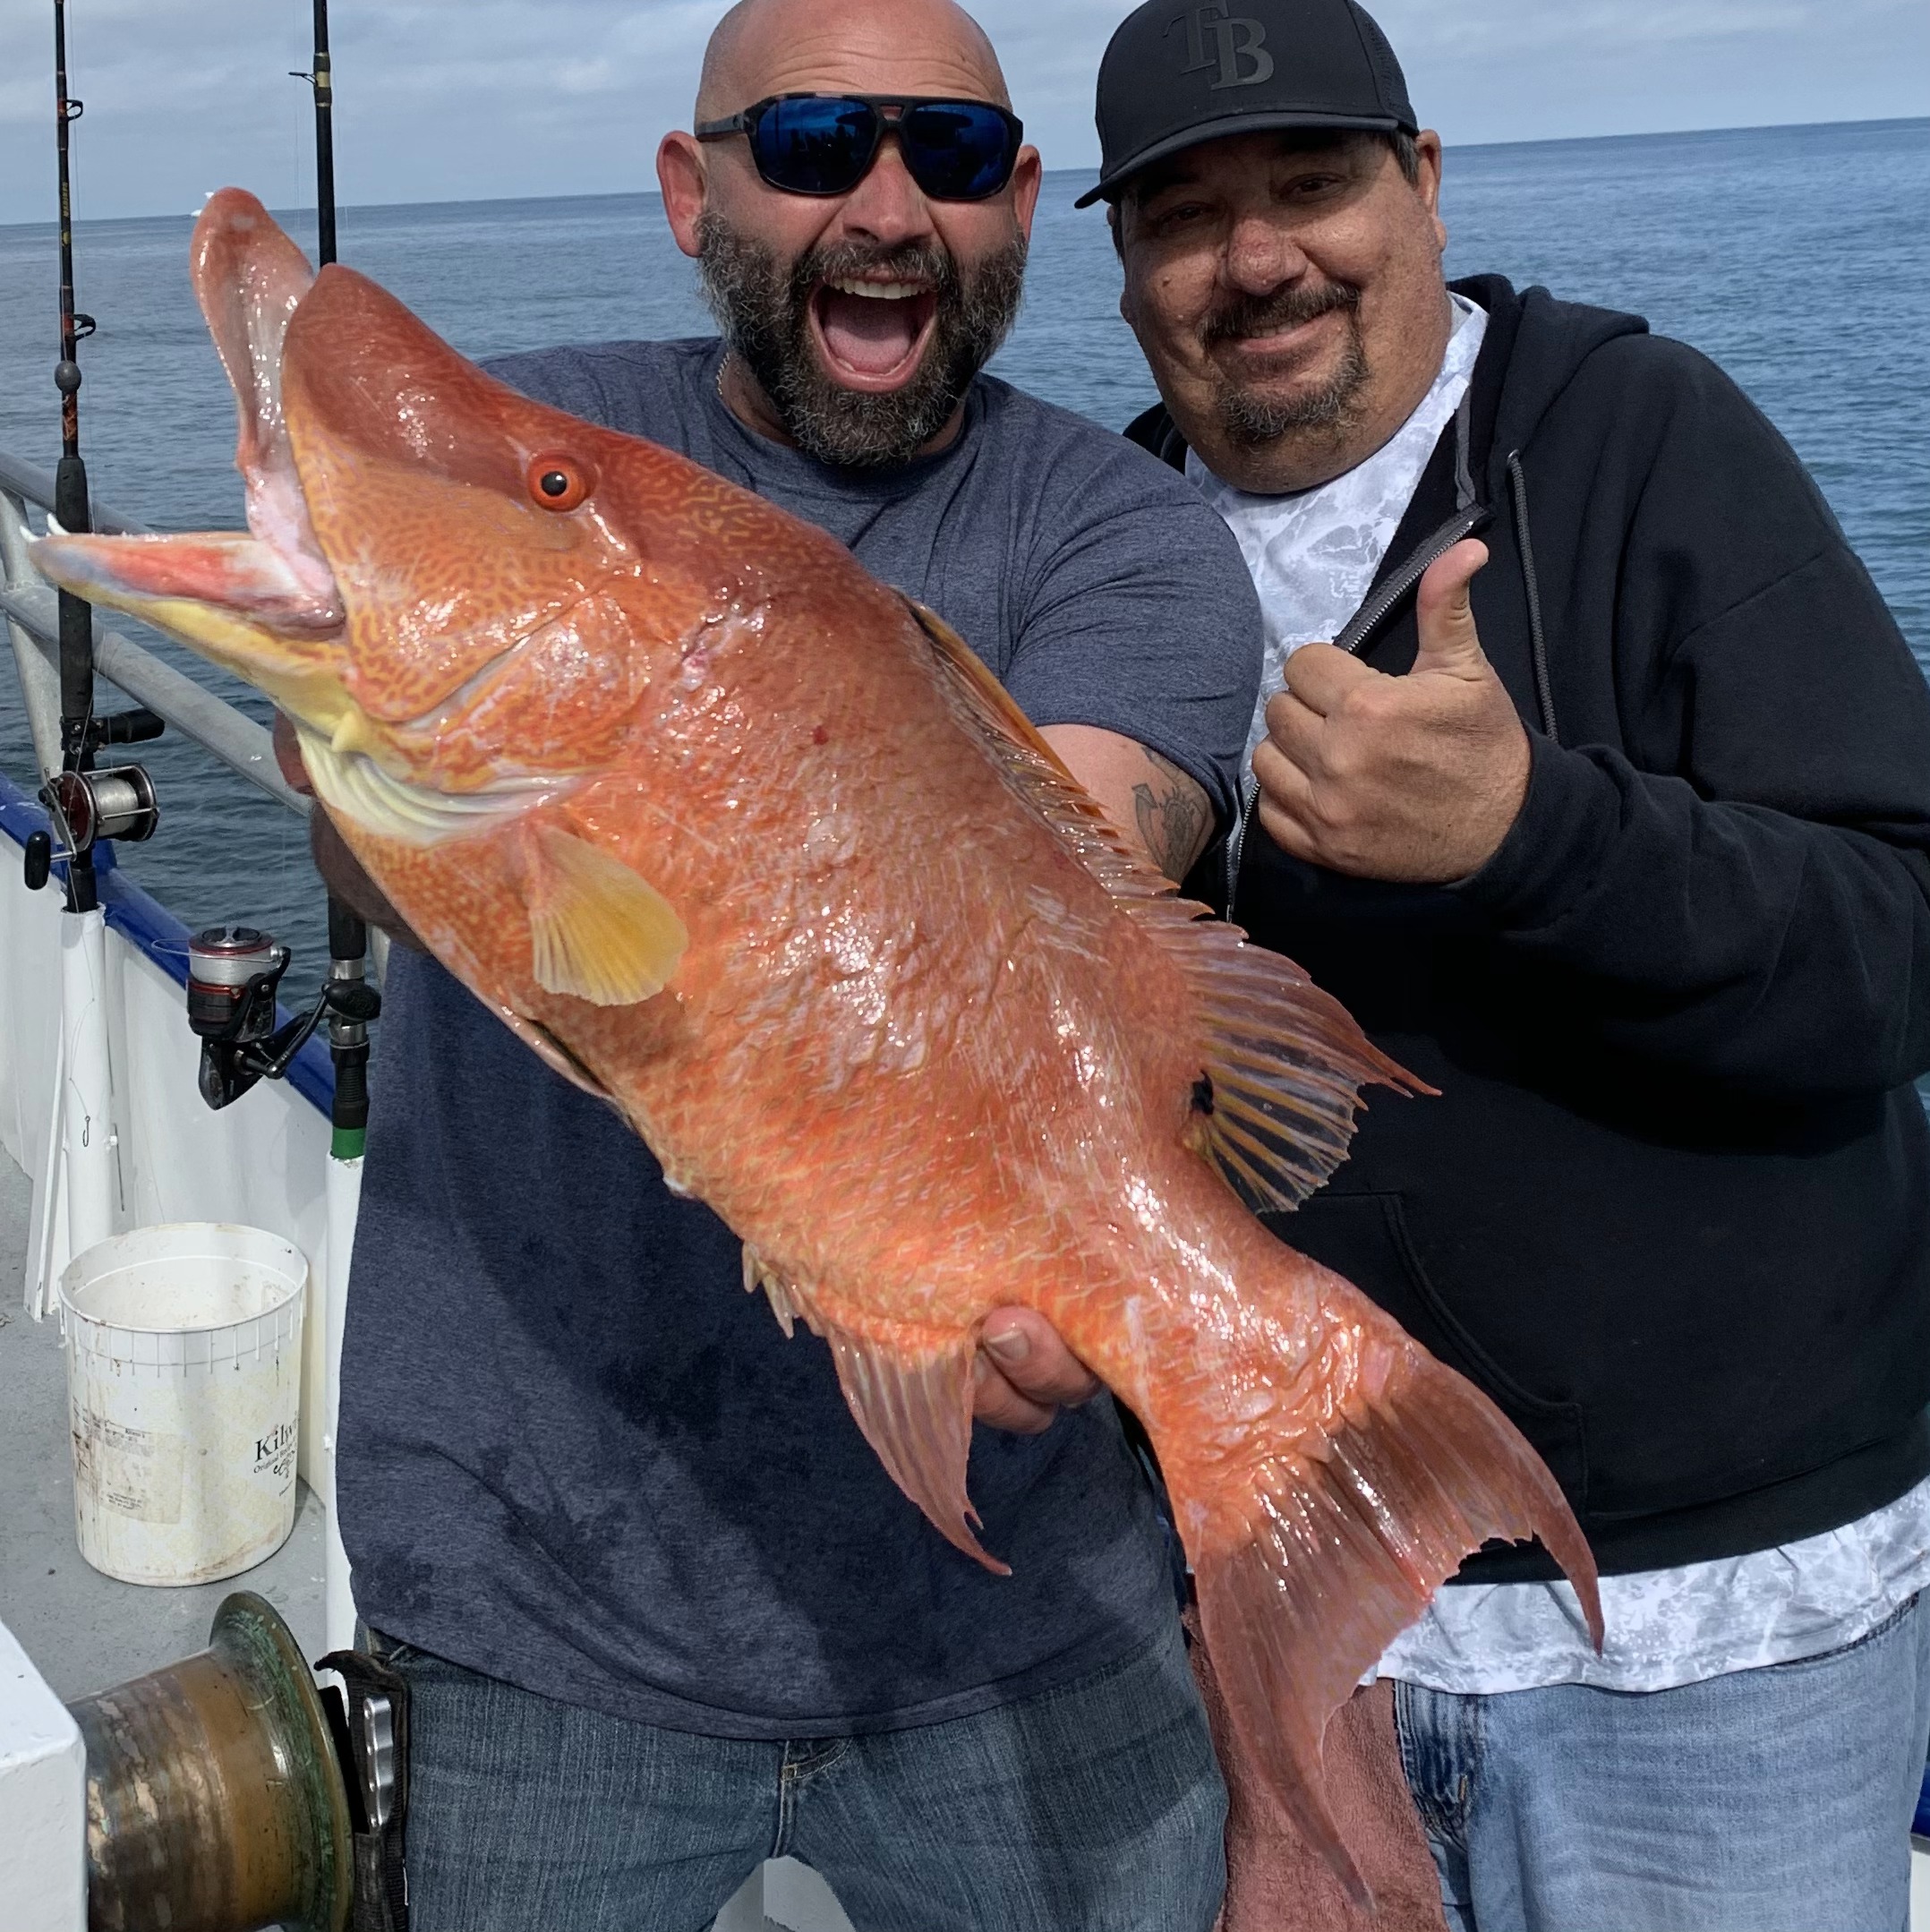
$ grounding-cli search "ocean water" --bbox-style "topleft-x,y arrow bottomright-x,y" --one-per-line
0,117 -> 1926,980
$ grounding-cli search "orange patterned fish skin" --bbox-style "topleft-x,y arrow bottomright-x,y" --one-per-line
34,192 -> 1601,1892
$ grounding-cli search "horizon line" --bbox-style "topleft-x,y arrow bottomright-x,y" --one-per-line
1,110 -> 1924,233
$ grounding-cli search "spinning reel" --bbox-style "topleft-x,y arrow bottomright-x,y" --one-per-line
186,920 -> 380,1113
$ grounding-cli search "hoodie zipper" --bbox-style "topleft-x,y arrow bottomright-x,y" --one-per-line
1223,500 -> 1492,909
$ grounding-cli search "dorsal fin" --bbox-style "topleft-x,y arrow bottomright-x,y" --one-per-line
905,596 -> 1430,1210
904,597 -> 1176,904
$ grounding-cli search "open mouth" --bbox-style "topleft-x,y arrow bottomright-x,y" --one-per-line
808,275 -> 940,389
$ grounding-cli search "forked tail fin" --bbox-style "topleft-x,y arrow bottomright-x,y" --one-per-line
1165,1347 -> 1601,1903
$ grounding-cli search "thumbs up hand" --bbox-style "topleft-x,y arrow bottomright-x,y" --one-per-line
1250,540 -> 1532,884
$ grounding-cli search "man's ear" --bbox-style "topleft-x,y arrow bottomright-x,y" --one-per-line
1114,207 -> 1141,329
1413,130 -> 1446,246
1011,145 -> 1044,243
658,132 -> 709,260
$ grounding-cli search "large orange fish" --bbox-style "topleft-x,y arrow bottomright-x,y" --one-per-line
38,192 -> 1600,1885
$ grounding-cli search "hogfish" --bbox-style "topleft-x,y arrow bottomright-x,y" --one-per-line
38,191 -> 1600,1887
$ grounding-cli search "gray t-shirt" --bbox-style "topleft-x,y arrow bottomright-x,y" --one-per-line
337,338 -> 1263,1736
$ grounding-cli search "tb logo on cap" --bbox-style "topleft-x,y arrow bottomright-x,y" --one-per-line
1167,2 -> 1275,90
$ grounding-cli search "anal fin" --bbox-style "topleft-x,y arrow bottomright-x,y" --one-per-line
738,1248 -> 1005,1576
822,1320 -> 1008,1576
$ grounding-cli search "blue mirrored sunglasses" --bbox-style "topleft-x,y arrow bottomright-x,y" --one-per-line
696,94 -> 1023,202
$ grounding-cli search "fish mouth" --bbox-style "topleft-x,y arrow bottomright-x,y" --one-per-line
33,189 -> 603,778
34,190 -> 359,731
808,273 -> 940,389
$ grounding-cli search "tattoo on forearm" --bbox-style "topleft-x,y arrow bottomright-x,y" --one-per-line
1132,749 -> 1209,882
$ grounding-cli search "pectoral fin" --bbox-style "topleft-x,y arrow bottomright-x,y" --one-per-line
525,825 -> 687,1006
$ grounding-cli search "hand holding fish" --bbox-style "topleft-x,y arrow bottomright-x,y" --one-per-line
1253,540 -> 1532,883
973,1310 -> 1103,1432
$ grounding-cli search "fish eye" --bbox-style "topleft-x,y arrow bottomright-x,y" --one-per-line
527,454 -> 593,512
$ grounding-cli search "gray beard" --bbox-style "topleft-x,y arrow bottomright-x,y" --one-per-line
1218,342 -> 1368,446
1208,290 -> 1369,449
696,215 -> 1027,469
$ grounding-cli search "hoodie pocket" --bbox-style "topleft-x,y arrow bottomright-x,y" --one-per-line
1267,1190 -> 1589,1509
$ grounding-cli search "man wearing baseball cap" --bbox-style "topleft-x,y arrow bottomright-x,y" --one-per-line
1091,1 -> 1930,1927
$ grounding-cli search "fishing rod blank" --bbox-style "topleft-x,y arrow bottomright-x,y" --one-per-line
293,0 -> 377,1163
30,0 -> 164,911
50,0 -> 98,909
291,0 -> 337,267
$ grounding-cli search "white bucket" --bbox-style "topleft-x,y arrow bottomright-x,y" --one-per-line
61,1223 -> 308,1587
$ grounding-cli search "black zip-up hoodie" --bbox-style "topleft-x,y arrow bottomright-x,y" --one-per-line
1130,275 -> 1930,1579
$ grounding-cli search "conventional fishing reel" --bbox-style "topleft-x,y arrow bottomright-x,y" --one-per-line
187,920 -> 380,1113
21,707 -> 166,893
72,1590 -> 411,1932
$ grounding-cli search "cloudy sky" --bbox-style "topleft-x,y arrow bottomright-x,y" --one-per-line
0,0 -> 1925,225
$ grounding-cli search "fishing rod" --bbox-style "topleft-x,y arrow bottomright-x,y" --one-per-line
292,0 -> 337,268
290,0 -> 377,1166
51,0 -> 93,854
47,0 -> 102,913
190,5 -> 382,1148
27,2 -> 163,912
21,0 -> 165,1304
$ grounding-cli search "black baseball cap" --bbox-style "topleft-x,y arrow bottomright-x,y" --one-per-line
1077,0 -> 1416,208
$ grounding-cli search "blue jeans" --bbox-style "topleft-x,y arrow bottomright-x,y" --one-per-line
373,1623 -> 1225,1932
1394,1590 -> 1930,1931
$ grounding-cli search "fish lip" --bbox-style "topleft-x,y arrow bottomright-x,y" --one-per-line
192,190 -> 345,619
807,279 -> 940,391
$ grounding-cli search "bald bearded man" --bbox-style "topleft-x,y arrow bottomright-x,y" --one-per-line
316,1 -> 1260,1927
